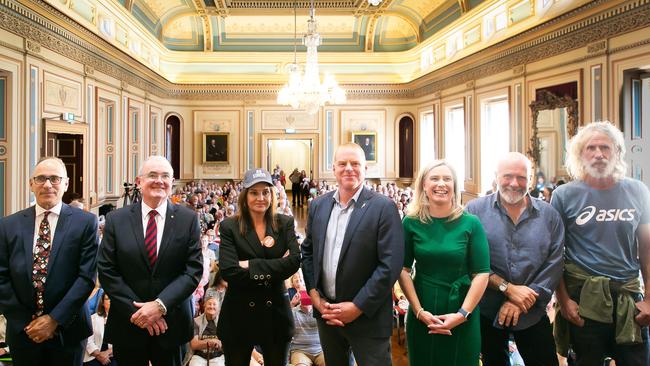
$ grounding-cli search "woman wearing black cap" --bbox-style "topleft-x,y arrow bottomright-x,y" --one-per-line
217,168 -> 301,366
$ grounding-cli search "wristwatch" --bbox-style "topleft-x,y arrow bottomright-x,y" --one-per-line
154,298 -> 168,316
498,280 -> 509,293
457,307 -> 472,320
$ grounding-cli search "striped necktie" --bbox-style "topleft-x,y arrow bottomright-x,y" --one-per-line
145,210 -> 158,267
33,211 -> 51,316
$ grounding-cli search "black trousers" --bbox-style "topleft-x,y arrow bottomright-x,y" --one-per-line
113,339 -> 182,366
221,340 -> 289,366
480,314 -> 558,366
10,340 -> 84,366
291,183 -> 301,206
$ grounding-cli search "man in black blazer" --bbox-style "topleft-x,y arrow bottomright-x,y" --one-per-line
301,143 -> 404,366
0,157 -> 98,366
98,156 -> 202,366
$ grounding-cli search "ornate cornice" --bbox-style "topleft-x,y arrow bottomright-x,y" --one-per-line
411,0 -> 650,97
1,0 -> 649,101
0,0 -> 169,96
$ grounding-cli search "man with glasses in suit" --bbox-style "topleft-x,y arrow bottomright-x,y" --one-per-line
0,157 -> 98,366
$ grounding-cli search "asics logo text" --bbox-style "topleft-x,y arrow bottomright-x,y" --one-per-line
575,205 -> 636,225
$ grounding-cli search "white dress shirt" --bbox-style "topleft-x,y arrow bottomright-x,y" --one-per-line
33,201 -> 62,251
321,186 -> 363,299
141,201 -> 167,254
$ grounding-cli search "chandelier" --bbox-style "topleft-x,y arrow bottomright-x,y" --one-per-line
277,0 -> 346,115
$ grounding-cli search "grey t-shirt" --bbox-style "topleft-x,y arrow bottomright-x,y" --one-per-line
551,178 -> 650,281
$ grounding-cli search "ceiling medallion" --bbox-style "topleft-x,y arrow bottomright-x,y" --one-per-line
277,0 -> 346,115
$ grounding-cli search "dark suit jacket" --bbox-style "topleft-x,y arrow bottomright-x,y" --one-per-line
97,202 -> 202,349
301,187 -> 404,337
0,204 -> 98,348
217,214 -> 300,344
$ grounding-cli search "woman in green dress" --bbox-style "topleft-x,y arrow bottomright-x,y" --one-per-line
398,160 -> 490,365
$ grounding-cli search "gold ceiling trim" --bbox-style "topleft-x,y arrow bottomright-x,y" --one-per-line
411,0 -> 650,96
1,0 -> 650,100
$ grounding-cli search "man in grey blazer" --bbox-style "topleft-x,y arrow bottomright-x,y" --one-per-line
301,143 -> 404,366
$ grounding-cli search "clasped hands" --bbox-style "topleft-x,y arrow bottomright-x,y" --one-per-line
312,294 -> 362,327
417,310 -> 465,336
131,300 -> 167,336
559,295 -> 650,328
24,314 -> 58,344
204,338 -> 222,353
497,285 -> 539,327
92,348 -> 113,366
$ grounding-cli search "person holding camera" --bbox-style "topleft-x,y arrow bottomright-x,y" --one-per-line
188,297 -> 224,366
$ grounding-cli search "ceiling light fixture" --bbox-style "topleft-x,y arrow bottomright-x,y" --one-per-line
368,0 -> 383,5
277,0 -> 346,115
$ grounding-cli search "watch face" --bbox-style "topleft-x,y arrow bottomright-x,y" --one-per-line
499,282 -> 508,292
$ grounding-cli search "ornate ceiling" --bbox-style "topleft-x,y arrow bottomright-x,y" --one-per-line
122,0 -> 481,52
37,0 -> 592,84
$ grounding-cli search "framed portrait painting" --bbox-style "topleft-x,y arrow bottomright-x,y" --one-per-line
203,132 -> 229,163
351,131 -> 377,163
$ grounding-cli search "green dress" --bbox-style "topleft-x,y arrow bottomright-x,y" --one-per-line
403,212 -> 490,366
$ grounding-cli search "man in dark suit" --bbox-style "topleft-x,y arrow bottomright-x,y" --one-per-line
0,157 -> 98,366
97,156 -> 202,366
301,143 -> 404,366
360,137 -> 375,162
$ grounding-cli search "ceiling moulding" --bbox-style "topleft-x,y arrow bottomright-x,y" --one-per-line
410,0 -> 650,97
222,1 -> 357,10
166,84 -> 413,101
0,0 -> 170,97
2,0 -> 650,101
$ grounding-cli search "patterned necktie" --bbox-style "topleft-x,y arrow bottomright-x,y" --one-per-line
145,210 -> 158,267
32,211 -> 51,316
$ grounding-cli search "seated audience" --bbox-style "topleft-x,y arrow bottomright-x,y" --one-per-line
188,297 -> 224,366
83,293 -> 115,366
0,314 -> 9,360
289,292 -> 324,366
205,270 -> 227,308
287,271 -> 305,308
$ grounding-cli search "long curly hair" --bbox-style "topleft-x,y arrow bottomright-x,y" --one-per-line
565,121 -> 627,180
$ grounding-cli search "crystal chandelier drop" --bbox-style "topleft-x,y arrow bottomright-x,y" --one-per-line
277,0 -> 346,115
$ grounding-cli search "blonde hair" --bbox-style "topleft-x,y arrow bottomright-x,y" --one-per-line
406,160 -> 464,223
565,121 -> 627,180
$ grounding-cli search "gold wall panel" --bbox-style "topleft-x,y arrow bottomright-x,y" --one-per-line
43,71 -> 82,117
261,110 -> 318,130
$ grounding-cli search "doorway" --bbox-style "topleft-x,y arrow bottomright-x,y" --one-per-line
165,114 -> 181,179
46,133 -> 83,204
267,139 -> 312,193
43,119 -> 88,205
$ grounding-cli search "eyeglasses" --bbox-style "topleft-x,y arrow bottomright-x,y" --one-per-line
143,172 -> 172,181
33,175 -> 66,185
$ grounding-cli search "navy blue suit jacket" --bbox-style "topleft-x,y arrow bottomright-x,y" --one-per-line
0,204 -> 98,348
97,202 -> 202,349
301,187 -> 404,337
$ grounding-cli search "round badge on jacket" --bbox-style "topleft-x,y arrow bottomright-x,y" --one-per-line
262,236 -> 275,248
